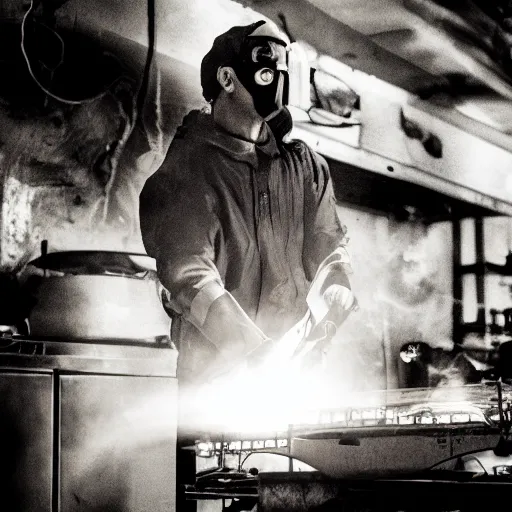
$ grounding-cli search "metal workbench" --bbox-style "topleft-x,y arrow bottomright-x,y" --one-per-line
0,336 -> 178,512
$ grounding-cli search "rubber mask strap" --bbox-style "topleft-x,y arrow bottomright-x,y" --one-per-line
274,72 -> 285,110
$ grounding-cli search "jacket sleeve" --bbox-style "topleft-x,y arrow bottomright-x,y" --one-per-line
300,142 -> 353,284
139,154 -> 269,370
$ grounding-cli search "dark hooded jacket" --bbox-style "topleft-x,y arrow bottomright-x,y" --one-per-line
139,110 -> 351,384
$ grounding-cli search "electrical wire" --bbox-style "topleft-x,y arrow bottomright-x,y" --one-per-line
34,20 -> 65,72
308,72 -> 361,128
0,340 -> 17,350
277,12 -> 296,43
136,0 -> 155,117
20,0 -> 123,105
428,447 -> 495,470
239,449 -> 313,471
100,0 -> 155,223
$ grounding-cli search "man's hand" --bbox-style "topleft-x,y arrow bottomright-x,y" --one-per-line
323,284 -> 359,314
292,285 -> 358,365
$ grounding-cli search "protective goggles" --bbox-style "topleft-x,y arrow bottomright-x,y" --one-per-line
249,39 -> 289,72
242,38 -> 312,111
242,38 -> 289,92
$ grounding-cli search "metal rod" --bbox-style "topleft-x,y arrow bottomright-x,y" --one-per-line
51,370 -> 61,512
475,217 -> 486,326
452,217 -> 463,345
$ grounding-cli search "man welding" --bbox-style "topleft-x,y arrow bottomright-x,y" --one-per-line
139,18 -> 357,509
140,19 -> 357,385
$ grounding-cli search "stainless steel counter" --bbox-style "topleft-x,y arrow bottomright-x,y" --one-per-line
0,337 -> 178,512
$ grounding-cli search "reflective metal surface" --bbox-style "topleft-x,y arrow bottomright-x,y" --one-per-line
0,372 -> 53,511
26,275 -> 170,341
0,339 -> 178,512
60,375 -> 177,512
0,337 -> 178,376
21,251 -> 170,342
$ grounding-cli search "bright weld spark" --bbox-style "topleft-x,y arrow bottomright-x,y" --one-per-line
182,336 -> 358,434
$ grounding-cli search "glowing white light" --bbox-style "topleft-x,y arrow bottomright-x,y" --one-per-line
181,323 -> 362,434
196,442 -> 213,457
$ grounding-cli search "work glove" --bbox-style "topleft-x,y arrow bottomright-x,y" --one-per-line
323,284 -> 359,318
292,285 -> 359,366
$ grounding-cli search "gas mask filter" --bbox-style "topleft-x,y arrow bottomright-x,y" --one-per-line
265,106 -> 293,142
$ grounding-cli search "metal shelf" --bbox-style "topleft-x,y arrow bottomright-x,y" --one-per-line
456,262 -> 512,277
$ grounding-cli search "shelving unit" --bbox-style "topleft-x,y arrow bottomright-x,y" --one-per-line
453,216 -> 512,345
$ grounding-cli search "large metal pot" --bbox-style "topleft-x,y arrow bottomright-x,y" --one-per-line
21,251 -> 171,342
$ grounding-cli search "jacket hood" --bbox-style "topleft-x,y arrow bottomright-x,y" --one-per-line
175,109 -> 280,164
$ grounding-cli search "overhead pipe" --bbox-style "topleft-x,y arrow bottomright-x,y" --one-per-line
239,0 -> 512,101
403,0 -> 512,101
403,0 -> 495,58
233,0 -> 445,94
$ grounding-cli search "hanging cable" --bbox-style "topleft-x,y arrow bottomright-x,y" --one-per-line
100,0 -> 156,224
136,0 -> 156,117
277,12 -> 296,43
35,20 -> 65,71
20,0 -> 123,105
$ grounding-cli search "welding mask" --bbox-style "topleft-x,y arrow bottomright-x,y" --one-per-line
234,37 -> 290,119
234,36 -> 313,140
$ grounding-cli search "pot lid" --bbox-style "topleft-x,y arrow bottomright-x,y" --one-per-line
28,251 -> 156,276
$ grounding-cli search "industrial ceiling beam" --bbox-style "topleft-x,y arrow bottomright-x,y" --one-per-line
403,0 -> 512,101
233,0 -> 445,95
